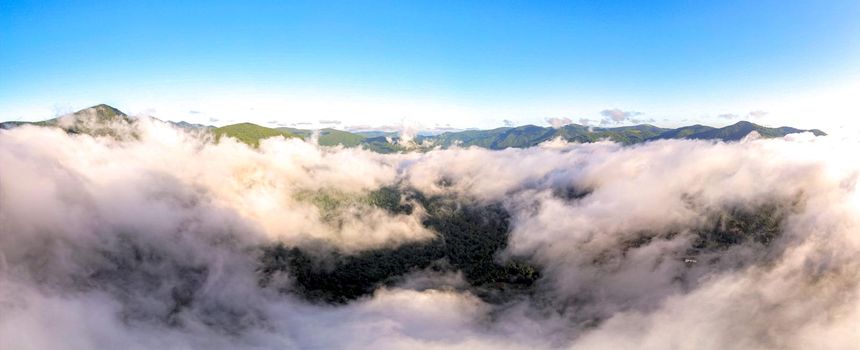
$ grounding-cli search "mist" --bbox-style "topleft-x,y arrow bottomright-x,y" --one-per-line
2,118 -> 859,349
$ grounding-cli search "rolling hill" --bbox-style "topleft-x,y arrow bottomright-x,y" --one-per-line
426,121 -> 824,149
276,127 -> 366,147
670,120 -> 824,141
213,123 -> 300,147
0,104 -> 135,137
1,104 -> 827,150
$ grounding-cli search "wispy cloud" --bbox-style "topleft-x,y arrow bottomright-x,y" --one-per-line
0,121 -> 843,349
717,110 -> 767,120
0,120 -> 848,349
600,108 -> 642,124
749,110 -> 768,118
546,117 -> 573,128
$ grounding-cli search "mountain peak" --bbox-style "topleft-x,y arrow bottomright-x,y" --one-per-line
74,104 -> 127,118
730,120 -> 756,127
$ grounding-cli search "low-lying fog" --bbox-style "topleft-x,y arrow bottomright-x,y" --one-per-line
2,118 -> 859,349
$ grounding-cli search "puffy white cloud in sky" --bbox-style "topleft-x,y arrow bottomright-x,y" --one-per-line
546,117 -> 573,128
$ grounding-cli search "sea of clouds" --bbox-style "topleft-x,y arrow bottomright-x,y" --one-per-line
2,118 -> 859,349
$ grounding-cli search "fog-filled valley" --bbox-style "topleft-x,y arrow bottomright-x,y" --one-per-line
2,111 -> 860,349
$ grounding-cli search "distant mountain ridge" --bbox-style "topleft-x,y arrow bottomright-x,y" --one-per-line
426,121 -> 825,149
1,104 -> 827,152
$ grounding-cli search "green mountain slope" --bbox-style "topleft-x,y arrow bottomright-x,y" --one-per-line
275,127 -> 313,138
431,124 -> 670,148
277,127 -> 366,147
1,104 -> 827,150
170,121 -> 213,129
650,124 -> 716,140
644,121 -> 826,142
214,123 -> 300,147
426,121 -> 823,149
432,126 -> 550,148
566,124 -> 668,144
0,121 -> 33,129
353,130 -> 398,138
0,104 -> 134,137
317,128 -> 366,146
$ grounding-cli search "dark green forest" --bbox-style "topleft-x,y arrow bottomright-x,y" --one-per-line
258,188 -> 540,304
258,186 -> 790,305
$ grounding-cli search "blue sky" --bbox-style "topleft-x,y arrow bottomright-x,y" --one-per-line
1,0 -> 859,131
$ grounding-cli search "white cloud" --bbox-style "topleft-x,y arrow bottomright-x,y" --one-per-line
600,108 -> 642,124
546,117 -> 572,128
748,110 -> 768,118
3,119 -> 860,349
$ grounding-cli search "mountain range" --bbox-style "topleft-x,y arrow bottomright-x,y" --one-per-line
1,104 -> 827,152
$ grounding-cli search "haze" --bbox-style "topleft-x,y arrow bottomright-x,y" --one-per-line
2,1 -> 860,350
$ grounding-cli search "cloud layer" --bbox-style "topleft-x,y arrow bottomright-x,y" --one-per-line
1,119 -> 858,349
